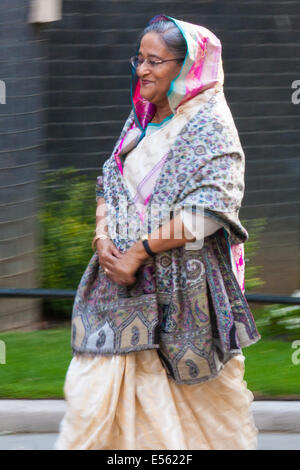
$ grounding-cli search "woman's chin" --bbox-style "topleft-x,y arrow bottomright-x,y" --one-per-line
140,89 -> 155,103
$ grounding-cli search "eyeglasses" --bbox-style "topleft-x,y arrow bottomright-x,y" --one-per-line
130,56 -> 184,69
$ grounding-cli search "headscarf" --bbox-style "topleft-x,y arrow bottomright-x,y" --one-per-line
114,14 -> 224,162
132,15 -> 224,124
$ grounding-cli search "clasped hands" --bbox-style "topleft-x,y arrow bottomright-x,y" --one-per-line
96,238 -> 149,286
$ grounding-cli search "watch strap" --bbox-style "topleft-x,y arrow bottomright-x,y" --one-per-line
142,238 -> 156,258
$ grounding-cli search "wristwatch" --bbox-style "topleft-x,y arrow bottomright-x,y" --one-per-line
141,233 -> 156,258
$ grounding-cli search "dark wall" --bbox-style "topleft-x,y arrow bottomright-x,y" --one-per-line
0,1 -> 47,329
8,0 -> 300,298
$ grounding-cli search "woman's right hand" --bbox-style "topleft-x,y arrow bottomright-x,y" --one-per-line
96,238 -> 139,286
96,238 -> 123,273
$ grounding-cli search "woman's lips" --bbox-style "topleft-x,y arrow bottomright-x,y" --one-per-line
141,80 -> 153,86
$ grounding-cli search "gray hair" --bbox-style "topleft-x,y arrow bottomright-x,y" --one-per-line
137,19 -> 187,63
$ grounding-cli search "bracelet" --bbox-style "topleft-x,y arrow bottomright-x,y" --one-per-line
141,233 -> 156,258
96,234 -> 109,240
92,233 -> 109,251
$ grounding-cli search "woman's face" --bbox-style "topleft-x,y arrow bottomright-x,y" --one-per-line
136,32 -> 183,106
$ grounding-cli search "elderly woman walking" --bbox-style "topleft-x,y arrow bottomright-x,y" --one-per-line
54,15 -> 261,450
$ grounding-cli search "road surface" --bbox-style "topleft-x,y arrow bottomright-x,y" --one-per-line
0,432 -> 299,450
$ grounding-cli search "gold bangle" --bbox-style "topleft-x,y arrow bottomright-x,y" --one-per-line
92,234 -> 109,251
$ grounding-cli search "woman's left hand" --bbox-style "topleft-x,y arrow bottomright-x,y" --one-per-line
103,243 -> 147,286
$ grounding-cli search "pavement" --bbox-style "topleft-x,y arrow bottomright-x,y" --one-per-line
0,400 -> 299,450
1,400 -> 300,434
2,432 -> 300,450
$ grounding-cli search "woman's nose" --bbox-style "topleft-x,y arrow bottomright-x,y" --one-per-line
137,61 -> 151,76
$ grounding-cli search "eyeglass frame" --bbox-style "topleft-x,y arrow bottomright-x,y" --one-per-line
130,55 -> 185,69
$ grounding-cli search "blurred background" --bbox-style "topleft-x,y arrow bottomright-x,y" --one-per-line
0,0 -> 299,400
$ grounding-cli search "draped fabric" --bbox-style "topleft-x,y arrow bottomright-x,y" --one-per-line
54,351 -> 258,450
70,89 -> 260,385
121,106 -> 224,251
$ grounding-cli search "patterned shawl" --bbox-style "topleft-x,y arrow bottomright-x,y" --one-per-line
71,15 -> 261,385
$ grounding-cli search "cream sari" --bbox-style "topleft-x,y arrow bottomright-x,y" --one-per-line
54,350 -> 257,450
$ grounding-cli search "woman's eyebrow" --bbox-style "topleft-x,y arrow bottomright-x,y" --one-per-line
138,52 -> 163,60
